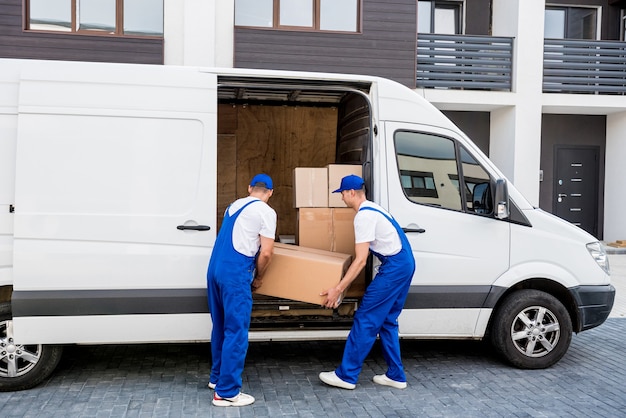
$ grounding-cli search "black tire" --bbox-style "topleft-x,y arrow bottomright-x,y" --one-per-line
0,302 -> 63,391
490,289 -> 572,369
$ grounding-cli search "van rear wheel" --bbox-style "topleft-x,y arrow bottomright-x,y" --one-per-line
491,289 -> 572,369
0,302 -> 63,391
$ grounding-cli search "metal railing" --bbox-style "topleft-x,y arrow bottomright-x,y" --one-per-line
416,33 -> 513,91
544,39 -> 626,95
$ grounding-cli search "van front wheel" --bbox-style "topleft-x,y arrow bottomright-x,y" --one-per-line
0,302 -> 63,391
491,290 -> 572,369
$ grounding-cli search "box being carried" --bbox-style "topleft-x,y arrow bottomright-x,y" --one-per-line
254,243 -> 352,305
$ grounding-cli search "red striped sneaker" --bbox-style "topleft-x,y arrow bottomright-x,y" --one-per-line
212,392 -> 255,407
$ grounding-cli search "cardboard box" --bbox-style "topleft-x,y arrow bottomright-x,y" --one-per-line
297,208 -> 333,251
297,208 -> 356,253
254,243 -> 352,305
293,167 -> 328,208
297,208 -> 366,297
327,164 -> 363,207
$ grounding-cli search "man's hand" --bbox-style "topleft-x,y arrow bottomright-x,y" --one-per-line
251,277 -> 263,291
321,286 -> 342,309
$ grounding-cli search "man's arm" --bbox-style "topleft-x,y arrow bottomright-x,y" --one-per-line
252,235 -> 274,289
320,242 -> 369,308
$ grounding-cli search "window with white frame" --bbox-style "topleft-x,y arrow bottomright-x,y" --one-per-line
544,5 -> 599,40
417,0 -> 463,34
235,0 -> 360,32
27,0 -> 163,37
621,9 -> 626,41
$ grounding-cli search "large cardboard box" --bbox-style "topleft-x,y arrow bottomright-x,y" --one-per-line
327,164 -> 363,207
254,243 -> 352,305
293,167 -> 328,208
297,208 -> 366,297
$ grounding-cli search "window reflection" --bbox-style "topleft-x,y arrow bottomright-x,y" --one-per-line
235,0 -> 274,27
395,131 -> 493,214
124,0 -> 163,35
281,0 -> 313,27
78,0 -> 115,32
28,0 -> 163,37
395,131 -> 461,210
320,0 -> 357,32
29,0 -> 71,32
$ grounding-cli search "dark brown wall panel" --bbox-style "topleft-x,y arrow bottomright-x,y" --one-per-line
235,0 -> 417,87
443,111 -> 491,156
0,0 -> 163,64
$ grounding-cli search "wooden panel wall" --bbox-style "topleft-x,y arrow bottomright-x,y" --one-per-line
217,104 -> 338,236
0,0 -> 163,64
234,0 -> 417,87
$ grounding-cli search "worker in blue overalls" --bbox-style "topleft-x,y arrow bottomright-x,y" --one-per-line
207,173 -> 276,407
319,174 -> 416,390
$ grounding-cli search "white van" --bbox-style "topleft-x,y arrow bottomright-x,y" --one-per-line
0,59 -> 615,391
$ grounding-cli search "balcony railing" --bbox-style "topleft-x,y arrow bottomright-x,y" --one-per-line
544,39 -> 626,95
416,33 -> 513,91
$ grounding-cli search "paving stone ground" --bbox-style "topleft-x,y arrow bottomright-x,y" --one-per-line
1,255 -> 625,417
1,321 -> 625,418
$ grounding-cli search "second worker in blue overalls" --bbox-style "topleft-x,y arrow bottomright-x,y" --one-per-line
319,174 -> 416,390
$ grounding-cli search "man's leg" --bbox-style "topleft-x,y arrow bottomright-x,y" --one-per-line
335,276 -> 397,384
208,277 -> 224,385
378,279 -> 411,382
214,274 -> 253,398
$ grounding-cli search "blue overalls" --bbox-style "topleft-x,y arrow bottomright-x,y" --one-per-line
207,200 -> 260,398
335,206 -> 416,384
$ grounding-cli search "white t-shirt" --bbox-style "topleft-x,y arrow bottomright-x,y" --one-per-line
227,196 -> 277,257
354,201 -> 402,256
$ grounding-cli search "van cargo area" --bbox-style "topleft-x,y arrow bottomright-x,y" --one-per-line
217,76 -> 373,329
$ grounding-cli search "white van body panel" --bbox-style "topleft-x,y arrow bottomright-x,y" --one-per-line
10,61 -> 217,342
0,62 -> 19,288
501,209 -> 610,288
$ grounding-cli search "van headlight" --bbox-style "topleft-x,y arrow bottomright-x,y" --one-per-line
586,242 -> 610,275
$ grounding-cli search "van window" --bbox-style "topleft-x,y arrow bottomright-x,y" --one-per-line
395,131 -> 462,210
394,131 -> 492,214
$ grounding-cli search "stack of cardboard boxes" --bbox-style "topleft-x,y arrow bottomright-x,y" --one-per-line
254,164 -> 365,306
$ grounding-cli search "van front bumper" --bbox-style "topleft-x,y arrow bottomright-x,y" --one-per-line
570,284 -> 616,332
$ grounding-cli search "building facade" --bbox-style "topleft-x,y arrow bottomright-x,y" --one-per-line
2,0 -> 626,241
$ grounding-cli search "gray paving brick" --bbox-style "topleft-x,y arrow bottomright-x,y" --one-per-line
1,319 -> 625,417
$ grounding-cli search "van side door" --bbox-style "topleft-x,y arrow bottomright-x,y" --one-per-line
381,122 -> 510,337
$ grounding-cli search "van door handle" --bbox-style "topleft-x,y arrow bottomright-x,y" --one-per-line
403,228 -> 426,233
177,225 -> 211,231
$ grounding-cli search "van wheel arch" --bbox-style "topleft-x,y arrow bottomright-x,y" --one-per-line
0,302 -> 63,391
490,289 -> 573,369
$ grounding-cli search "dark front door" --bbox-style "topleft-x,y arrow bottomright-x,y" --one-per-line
553,146 -> 599,237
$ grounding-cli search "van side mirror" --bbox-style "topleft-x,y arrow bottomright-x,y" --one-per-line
494,179 -> 509,220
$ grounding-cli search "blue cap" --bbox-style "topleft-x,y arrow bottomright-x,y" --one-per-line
250,173 -> 273,190
332,174 -> 364,193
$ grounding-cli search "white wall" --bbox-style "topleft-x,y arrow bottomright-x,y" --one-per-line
605,112 -> 626,242
488,0 -> 545,206
163,0 -> 234,67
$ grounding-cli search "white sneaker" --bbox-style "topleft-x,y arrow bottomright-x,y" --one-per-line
207,382 -> 216,390
212,392 -> 255,407
319,371 -> 356,390
373,374 -> 407,389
